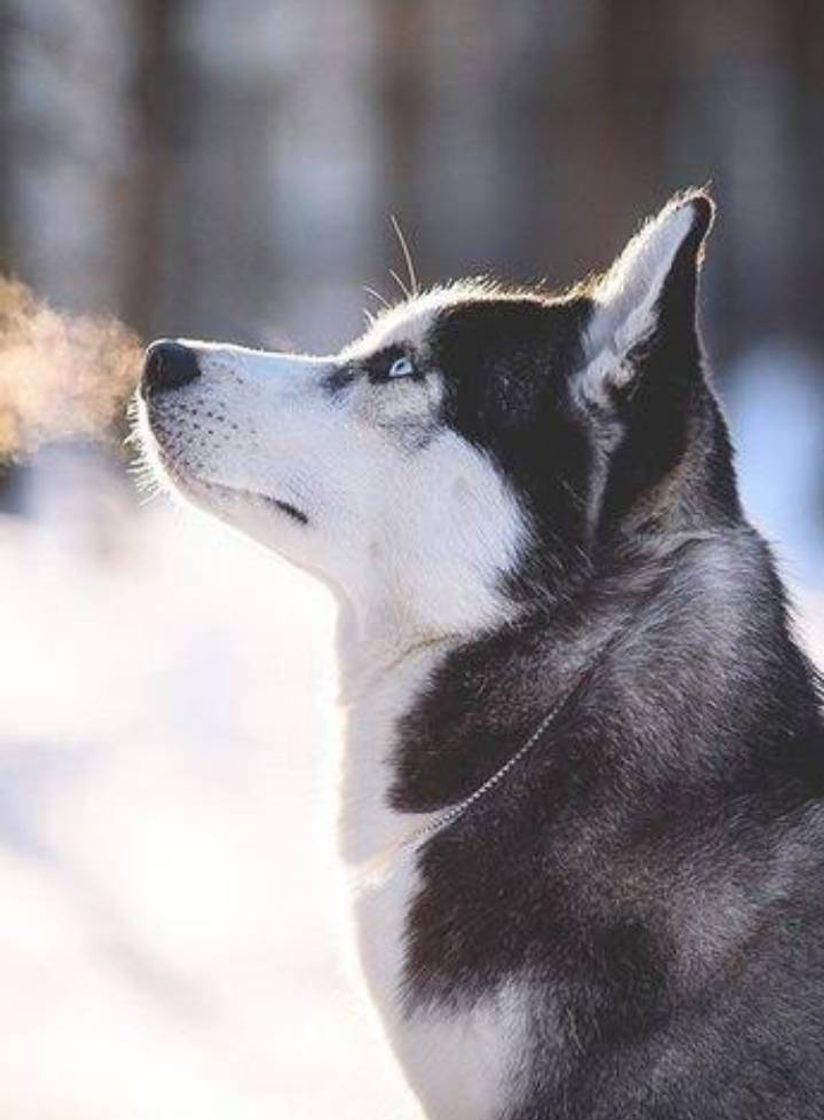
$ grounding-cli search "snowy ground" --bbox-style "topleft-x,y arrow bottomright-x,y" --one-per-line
0,423 -> 821,1120
0,451 -> 418,1120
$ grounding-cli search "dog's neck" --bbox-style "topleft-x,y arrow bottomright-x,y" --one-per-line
332,527 -> 746,869
332,579 -> 521,868
331,562 -> 612,870
330,564 -> 520,704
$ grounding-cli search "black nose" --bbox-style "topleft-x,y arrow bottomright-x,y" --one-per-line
142,340 -> 200,396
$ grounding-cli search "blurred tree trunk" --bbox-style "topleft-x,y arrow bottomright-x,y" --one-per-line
789,0 -> 824,350
123,0 -> 185,338
376,0 -> 426,285
0,4 -> 11,275
0,4 -> 13,492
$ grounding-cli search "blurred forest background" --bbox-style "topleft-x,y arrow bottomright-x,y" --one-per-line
0,2 -> 823,1118
4,0 -> 824,358
3,0 -> 824,572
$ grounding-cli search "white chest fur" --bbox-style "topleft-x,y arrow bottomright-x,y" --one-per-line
336,644 -> 527,1120
350,856 -> 528,1120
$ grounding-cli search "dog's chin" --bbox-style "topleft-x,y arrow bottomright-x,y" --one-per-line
135,406 -> 309,532
159,464 -> 310,541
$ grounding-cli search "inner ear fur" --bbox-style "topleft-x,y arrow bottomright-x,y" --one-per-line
576,191 -> 714,408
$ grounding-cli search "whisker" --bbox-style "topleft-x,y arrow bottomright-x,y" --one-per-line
363,284 -> 393,311
390,214 -> 419,298
389,268 -> 411,301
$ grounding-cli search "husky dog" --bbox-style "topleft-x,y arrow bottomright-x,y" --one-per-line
138,193 -> 824,1119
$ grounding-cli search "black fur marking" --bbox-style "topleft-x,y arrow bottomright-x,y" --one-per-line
323,365 -> 357,395
386,209 -> 824,1116
428,295 -> 597,596
365,343 -> 423,383
323,344 -> 425,396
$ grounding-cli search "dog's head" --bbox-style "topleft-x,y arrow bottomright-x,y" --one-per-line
137,192 -> 735,640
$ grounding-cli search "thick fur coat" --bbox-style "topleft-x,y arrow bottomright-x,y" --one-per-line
138,192 -> 824,1119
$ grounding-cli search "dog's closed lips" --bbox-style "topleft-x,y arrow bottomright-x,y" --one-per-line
203,480 -> 309,525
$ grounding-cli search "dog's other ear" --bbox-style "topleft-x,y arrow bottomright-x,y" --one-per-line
576,190 -> 714,407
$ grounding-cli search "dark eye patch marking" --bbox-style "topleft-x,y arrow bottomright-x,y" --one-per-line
366,344 -> 423,384
323,345 -> 426,398
323,364 -> 358,395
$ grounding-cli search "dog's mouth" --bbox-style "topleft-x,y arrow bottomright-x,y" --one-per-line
138,416 -> 309,528
196,480 -> 309,526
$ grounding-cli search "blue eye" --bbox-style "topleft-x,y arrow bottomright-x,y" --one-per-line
388,356 -> 415,379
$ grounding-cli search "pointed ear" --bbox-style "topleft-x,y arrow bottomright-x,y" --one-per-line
577,190 -> 714,406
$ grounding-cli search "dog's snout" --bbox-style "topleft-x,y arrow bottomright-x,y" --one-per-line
142,340 -> 200,396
